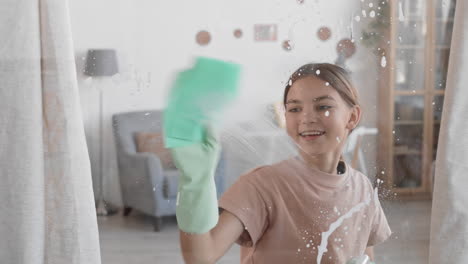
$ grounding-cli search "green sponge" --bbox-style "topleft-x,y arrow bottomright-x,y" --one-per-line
163,57 -> 241,148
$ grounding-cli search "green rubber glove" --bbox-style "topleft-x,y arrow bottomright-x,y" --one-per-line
163,57 -> 241,148
170,127 -> 221,233
163,57 -> 241,233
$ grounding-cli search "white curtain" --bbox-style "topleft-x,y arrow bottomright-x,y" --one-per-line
429,1 -> 468,263
0,0 -> 101,263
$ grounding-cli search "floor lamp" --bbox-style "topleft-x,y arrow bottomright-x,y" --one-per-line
84,49 -> 119,216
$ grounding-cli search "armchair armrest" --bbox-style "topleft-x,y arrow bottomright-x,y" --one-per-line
118,151 -> 165,196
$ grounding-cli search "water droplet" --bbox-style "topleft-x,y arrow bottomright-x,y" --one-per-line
381,56 -> 387,68
298,248 -> 301,252
362,10 -> 367,17
381,170 -> 385,175
325,110 -> 330,117
336,137 -> 341,143
306,244 -> 310,248
316,69 -> 321,75
369,3 -> 374,7
354,15 -> 361,22
392,130 -> 395,134
325,82 -> 330,86
370,10 -> 376,18
289,79 -> 292,86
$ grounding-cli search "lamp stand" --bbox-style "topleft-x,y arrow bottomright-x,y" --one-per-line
96,87 -> 117,216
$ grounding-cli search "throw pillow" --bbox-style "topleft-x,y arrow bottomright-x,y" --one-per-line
134,132 -> 176,169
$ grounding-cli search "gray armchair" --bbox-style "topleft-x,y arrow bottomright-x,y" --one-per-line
112,110 -> 226,231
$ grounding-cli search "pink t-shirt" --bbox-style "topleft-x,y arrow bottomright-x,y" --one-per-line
219,156 -> 391,264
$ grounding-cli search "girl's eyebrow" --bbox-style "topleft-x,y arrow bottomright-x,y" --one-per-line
313,95 -> 336,102
285,99 -> 301,104
286,96 -> 336,105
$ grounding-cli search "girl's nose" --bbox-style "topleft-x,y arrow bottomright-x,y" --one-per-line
301,109 -> 318,124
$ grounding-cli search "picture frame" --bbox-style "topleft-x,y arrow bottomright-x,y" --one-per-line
254,24 -> 278,41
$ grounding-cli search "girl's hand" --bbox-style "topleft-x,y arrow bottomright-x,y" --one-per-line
170,127 -> 221,234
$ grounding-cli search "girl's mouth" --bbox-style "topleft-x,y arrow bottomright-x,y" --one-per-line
299,131 -> 326,141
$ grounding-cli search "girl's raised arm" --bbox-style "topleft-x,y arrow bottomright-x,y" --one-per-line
179,210 -> 244,264
170,127 -> 244,264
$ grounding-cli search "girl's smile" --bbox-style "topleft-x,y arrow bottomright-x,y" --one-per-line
299,130 -> 326,141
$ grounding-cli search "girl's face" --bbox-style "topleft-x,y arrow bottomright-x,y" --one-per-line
284,76 -> 361,157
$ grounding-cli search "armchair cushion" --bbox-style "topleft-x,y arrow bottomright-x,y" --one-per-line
135,132 -> 176,169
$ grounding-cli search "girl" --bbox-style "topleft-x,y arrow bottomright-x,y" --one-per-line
173,63 -> 391,264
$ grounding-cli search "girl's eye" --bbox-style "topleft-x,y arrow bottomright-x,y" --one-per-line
288,107 -> 301,113
318,105 -> 332,111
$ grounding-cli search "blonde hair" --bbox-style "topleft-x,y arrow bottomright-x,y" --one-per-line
283,63 -> 360,109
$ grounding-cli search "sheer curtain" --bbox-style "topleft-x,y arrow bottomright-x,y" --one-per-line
0,0 -> 100,263
429,1 -> 468,263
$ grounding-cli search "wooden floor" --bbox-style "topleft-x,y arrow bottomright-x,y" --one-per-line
98,200 -> 432,264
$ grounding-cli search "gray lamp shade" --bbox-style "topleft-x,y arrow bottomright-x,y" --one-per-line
84,49 -> 118,76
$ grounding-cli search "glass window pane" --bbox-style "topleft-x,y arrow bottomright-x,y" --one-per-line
397,21 -> 427,46
433,95 -> 445,160
395,95 -> 425,121
434,48 -> 451,90
435,0 -> 456,19
436,21 -> 454,46
433,95 -> 445,122
394,125 -> 423,153
395,49 -> 426,90
401,0 -> 426,18
433,0 -> 456,90
393,154 -> 423,188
